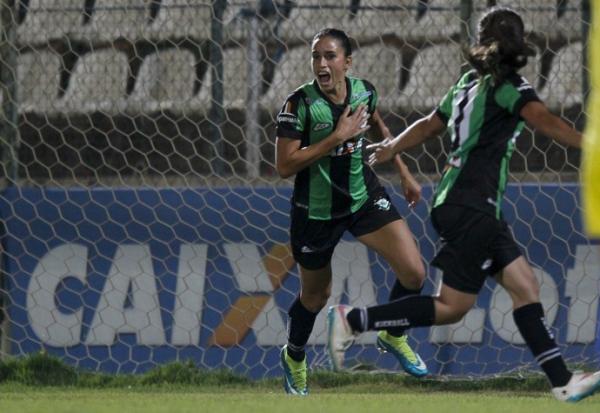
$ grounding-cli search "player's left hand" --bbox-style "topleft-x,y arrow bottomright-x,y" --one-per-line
400,172 -> 421,208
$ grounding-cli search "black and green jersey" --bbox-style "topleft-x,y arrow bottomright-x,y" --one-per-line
276,76 -> 383,220
434,70 -> 540,218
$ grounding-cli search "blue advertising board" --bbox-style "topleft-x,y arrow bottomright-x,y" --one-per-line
0,184 -> 598,377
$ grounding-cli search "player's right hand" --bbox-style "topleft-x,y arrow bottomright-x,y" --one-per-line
366,138 -> 396,165
333,104 -> 370,144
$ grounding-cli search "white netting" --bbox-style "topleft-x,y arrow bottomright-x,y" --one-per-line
0,0 -> 597,378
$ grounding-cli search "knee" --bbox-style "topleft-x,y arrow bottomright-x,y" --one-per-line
397,260 -> 426,290
443,308 -> 469,324
434,299 -> 471,325
300,289 -> 330,312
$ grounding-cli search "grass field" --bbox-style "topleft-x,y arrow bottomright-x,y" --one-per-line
2,354 -> 600,413
2,385 -> 600,413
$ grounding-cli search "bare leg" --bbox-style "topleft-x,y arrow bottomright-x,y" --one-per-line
433,283 -> 478,325
297,264 -> 332,312
494,256 -> 539,308
357,219 -> 425,290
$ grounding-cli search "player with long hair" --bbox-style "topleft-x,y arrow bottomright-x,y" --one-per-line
327,7 -> 600,402
275,28 -> 428,395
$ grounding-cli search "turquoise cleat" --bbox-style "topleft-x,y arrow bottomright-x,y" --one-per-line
280,345 -> 308,396
376,330 -> 428,377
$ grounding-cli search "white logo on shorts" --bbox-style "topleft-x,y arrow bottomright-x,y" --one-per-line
301,245 -> 315,253
374,197 -> 391,211
481,258 -> 493,270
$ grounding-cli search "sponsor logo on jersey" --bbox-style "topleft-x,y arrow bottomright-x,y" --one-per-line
313,122 -> 331,132
352,91 -> 372,100
331,138 -> 364,157
277,112 -> 299,125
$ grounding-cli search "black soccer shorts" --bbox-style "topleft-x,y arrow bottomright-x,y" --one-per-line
430,204 -> 522,294
290,191 -> 402,270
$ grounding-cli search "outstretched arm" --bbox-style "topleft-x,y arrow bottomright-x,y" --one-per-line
520,101 -> 582,148
367,111 -> 446,166
369,109 -> 422,207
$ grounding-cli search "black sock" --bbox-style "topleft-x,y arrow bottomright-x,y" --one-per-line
286,298 -> 319,362
513,303 -> 572,387
386,280 -> 423,336
347,296 -> 435,333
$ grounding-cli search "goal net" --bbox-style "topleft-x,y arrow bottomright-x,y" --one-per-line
0,0 -> 597,378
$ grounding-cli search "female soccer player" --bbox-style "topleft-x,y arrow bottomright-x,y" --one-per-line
327,7 -> 600,402
276,28 -> 428,395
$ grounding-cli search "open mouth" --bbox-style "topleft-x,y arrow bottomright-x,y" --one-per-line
318,72 -> 331,84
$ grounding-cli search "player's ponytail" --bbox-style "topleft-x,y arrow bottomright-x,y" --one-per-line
467,7 -> 535,83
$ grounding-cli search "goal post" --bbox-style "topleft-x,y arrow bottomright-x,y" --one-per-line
0,0 -> 597,378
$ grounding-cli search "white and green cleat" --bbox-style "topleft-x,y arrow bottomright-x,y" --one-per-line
280,345 -> 308,396
376,331 -> 428,377
326,305 -> 357,372
553,371 -> 600,402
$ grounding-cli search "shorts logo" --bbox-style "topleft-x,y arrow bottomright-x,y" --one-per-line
481,258 -> 492,270
374,197 -> 391,211
486,198 -> 497,207
313,122 -> 331,132
300,245 -> 315,253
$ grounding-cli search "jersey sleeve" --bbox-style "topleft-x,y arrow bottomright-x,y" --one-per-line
494,73 -> 541,116
275,91 -> 306,140
435,83 -> 457,124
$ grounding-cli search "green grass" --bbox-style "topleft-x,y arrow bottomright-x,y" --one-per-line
1,353 -> 600,413
1,386 -> 600,413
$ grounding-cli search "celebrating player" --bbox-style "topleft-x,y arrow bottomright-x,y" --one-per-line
327,7 -> 600,402
275,28 -> 428,396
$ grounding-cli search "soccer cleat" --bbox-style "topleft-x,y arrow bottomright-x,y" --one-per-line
326,304 -> 357,371
376,331 -> 429,377
280,345 -> 308,396
552,371 -> 600,402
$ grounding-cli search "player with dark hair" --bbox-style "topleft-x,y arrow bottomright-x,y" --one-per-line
276,27 -> 428,396
327,8 -> 600,402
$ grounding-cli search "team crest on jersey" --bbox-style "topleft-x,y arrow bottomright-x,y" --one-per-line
313,122 -> 331,131
374,196 -> 391,211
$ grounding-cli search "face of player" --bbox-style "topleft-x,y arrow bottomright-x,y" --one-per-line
311,35 -> 351,98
